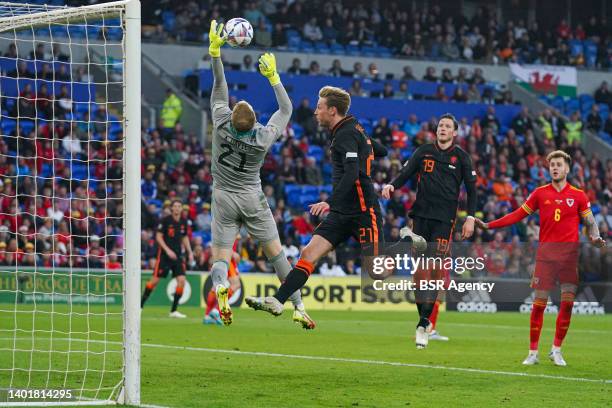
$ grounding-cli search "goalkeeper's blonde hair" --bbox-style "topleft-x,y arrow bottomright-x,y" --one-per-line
319,86 -> 351,116
232,101 -> 256,132
546,150 -> 571,166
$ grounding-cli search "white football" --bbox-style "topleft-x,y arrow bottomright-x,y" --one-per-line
224,17 -> 253,48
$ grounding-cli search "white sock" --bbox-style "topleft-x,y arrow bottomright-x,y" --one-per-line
269,250 -> 302,308
211,260 -> 229,289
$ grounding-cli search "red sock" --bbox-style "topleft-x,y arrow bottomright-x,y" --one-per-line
429,301 -> 440,329
529,298 -> 547,351
554,293 -> 575,348
205,289 -> 217,315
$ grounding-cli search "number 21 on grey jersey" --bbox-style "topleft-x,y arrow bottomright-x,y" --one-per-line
210,106 -> 281,193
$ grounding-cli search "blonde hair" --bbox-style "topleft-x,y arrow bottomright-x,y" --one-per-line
546,150 -> 571,166
319,86 -> 351,116
231,101 -> 256,132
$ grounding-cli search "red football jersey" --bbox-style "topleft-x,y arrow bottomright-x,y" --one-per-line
521,183 -> 591,243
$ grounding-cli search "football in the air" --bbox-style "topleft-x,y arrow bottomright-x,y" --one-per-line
224,17 -> 253,48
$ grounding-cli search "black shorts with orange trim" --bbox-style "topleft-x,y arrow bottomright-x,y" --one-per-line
411,216 -> 455,285
154,252 -> 186,278
412,216 -> 455,256
314,207 -> 384,249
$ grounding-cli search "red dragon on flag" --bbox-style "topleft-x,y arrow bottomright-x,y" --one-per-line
529,71 -> 560,94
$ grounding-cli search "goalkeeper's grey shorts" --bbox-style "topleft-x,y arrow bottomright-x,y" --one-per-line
211,188 -> 279,248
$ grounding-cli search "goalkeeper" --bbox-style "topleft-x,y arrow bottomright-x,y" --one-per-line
207,20 -> 315,329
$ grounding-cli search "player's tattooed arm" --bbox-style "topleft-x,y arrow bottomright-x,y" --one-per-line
583,212 -> 606,248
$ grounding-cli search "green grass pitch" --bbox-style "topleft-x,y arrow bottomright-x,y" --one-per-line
1,305 -> 610,407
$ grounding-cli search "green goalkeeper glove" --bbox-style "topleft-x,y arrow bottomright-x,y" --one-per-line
208,20 -> 225,58
258,52 -> 280,86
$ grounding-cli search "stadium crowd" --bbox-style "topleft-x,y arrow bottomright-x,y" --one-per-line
2,89 -> 611,280
133,0 -> 612,69
0,37 -> 611,281
138,101 -> 612,279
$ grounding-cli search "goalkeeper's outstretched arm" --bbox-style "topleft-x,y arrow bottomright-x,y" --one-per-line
209,20 -> 230,126
267,80 -> 292,130
211,57 -> 228,108
258,52 -> 292,149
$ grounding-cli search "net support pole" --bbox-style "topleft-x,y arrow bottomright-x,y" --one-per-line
122,0 -> 141,405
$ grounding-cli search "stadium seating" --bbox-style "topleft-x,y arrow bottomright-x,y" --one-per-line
0,77 -> 95,102
285,184 -> 333,210
197,70 -> 518,125
539,92 -> 611,143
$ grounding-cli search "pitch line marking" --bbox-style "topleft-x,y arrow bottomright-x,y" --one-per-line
137,342 -> 612,384
3,337 -> 611,384
320,319 -> 612,334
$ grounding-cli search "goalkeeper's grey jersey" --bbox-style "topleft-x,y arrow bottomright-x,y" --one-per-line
211,116 -> 276,193
209,56 -> 292,193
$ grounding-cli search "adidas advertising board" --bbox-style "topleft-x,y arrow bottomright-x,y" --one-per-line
447,278 -> 611,314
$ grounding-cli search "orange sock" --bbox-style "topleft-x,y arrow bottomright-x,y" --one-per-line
295,259 -> 315,276
205,289 -> 217,315
274,258 -> 313,304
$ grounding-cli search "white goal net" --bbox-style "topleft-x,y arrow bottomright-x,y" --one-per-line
0,1 -> 140,405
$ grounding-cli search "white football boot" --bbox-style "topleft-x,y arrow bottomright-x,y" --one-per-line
400,226 -> 427,253
549,348 -> 567,366
429,330 -> 449,341
416,320 -> 433,349
522,350 -> 539,365
245,296 -> 284,316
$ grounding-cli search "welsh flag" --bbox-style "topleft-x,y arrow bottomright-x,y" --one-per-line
509,63 -> 577,97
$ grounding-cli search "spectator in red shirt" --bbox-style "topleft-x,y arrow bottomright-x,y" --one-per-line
391,124 -> 408,149
106,252 -> 122,270
557,19 -> 570,39
292,212 -> 314,236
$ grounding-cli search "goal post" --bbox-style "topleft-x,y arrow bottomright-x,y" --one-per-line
0,0 -> 140,405
122,0 -> 140,405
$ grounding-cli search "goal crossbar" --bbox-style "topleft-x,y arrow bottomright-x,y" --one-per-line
0,1 -> 128,33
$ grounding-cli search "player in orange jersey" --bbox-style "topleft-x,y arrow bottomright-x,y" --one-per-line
476,150 -> 605,366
